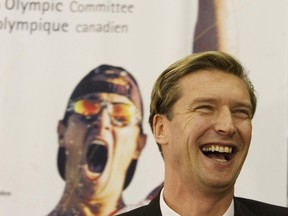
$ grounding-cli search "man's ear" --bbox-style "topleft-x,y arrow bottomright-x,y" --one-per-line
133,133 -> 147,159
57,120 -> 66,147
153,114 -> 168,146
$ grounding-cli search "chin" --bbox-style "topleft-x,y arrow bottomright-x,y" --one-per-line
203,176 -> 236,191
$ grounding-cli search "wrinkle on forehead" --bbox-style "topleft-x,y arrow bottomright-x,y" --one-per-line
180,70 -> 251,102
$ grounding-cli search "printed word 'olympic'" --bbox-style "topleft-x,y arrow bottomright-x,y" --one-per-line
4,0 -> 63,14
4,0 -> 134,14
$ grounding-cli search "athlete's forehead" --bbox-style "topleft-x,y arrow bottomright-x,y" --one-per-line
79,92 -> 135,105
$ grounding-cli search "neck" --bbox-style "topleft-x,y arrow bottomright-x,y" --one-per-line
49,185 -> 125,216
163,179 -> 234,216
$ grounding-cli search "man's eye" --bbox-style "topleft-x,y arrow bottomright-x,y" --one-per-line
195,105 -> 214,113
233,109 -> 251,119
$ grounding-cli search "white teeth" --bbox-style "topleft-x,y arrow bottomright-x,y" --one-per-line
201,145 -> 233,153
215,158 -> 227,162
219,146 -> 224,152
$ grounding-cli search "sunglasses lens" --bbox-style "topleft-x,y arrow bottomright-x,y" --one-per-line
74,100 -> 100,116
112,104 -> 137,126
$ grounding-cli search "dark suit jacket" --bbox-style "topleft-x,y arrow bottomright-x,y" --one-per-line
117,194 -> 288,216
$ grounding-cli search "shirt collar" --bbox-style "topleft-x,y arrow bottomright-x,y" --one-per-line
159,188 -> 234,216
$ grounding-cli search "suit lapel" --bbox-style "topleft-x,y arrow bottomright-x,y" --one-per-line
234,197 -> 256,216
140,193 -> 162,216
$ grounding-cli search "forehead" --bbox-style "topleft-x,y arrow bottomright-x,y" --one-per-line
178,69 -> 251,104
81,92 -> 134,105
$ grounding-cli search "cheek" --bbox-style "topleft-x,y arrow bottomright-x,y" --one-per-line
237,121 -> 252,144
64,122 -> 88,153
173,116 -> 212,140
165,117 -> 207,159
114,127 -> 139,155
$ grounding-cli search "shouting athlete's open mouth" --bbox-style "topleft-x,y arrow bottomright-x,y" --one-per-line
86,141 -> 108,173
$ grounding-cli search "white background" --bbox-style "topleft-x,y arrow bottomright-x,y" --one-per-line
0,0 -> 287,215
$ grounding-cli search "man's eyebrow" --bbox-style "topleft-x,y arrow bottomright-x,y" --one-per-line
190,97 -> 252,109
189,97 -> 217,104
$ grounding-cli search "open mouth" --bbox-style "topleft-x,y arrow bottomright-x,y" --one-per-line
86,143 -> 108,173
201,145 -> 236,162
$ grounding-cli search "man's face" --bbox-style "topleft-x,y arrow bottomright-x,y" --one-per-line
59,92 -> 145,199
155,70 -> 252,193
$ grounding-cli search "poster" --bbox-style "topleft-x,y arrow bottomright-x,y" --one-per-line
0,0 -> 287,215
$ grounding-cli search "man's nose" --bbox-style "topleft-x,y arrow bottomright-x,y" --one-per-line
213,108 -> 236,136
91,108 -> 112,131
